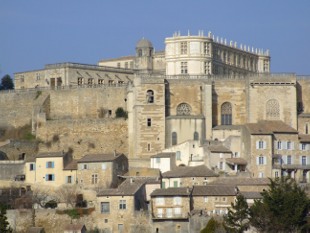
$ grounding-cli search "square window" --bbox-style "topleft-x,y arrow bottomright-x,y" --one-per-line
119,200 -> 126,210
101,202 -> 110,213
92,174 -> 98,184
46,161 -> 54,168
83,164 -> 88,170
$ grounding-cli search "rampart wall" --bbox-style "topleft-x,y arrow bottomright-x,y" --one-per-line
36,118 -> 128,159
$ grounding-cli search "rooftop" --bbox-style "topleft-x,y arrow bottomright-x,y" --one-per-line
207,144 -> 231,153
97,178 -> 146,196
78,153 -> 126,163
150,152 -> 176,158
162,165 -> 218,178
299,134 -> 310,143
246,120 -> 298,135
192,185 -> 236,196
226,158 -> 248,165
35,151 -> 66,158
151,187 -> 191,196
210,177 -> 270,186
63,160 -> 78,170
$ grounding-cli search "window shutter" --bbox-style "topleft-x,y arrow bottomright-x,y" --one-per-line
291,142 -> 295,150
45,175 -> 48,181
283,155 -> 287,164
65,176 -> 68,183
274,141 -> 277,149
282,141 -> 287,150
256,141 -> 259,149
52,162 -> 55,168
264,156 -> 267,165
256,157 -> 259,165
34,164 -> 36,170
263,141 -> 267,149
46,162 -> 48,168
52,174 -> 55,181
299,144 -> 303,150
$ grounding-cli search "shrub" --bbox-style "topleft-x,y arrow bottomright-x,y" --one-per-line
115,107 -> 128,119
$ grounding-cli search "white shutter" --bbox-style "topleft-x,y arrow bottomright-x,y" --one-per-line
274,141 -> 277,149
256,157 -> 259,165
291,142 -> 295,150
264,156 -> 267,165
282,141 -> 287,150
283,155 -> 287,164
299,144 -> 303,150
256,141 -> 259,149
263,141 -> 267,149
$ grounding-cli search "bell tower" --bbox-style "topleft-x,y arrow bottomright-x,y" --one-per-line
134,38 -> 153,72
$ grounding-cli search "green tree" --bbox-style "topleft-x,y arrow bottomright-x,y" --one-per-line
250,177 -> 310,233
115,107 -> 128,119
0,74 -> 14,90
224,194 -> 250,233
201,217 -> 225,233
0,204 -> 12,233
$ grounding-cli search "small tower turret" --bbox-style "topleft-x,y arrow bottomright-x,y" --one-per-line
134,38 -> 153,73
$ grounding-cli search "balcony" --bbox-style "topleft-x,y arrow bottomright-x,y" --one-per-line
273,164 -> 310,170
152,213 -> 189,220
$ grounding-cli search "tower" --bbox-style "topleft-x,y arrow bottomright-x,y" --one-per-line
134,38 -> 154,72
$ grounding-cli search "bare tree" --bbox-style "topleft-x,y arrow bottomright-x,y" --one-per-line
131,210 -> 152,233
56,185 -> 79,208
30,185 -> 51,208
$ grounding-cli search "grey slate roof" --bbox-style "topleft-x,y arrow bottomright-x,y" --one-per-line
97,178 -> 146,196
192,185 -> 236,196
162,165 -> 218,178
150,187 -> 191,197
78,153 -> 125,163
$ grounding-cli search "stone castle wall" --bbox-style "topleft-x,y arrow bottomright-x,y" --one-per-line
36,118 -> 128,159
0,91 -> 37,128
49,87 -> 127,119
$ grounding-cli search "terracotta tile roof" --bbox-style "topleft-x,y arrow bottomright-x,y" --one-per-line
210,177 -> 270,186
150,152 -> 175,158
246,120 -> 298,135
226,158 -> 247,165
97,178 -> 146,196
299,134 -> 310,142
35,151 -> 65,158
162,165 -> 218,178
150,187 -> 191,196
63,160 -> 78,170
78,153 -> 125,163
192,185 -> 236,196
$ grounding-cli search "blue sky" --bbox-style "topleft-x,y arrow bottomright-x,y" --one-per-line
1,0 -> 310,78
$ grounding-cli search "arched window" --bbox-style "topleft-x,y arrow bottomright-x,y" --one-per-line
194,132 -> 199,141
146,90 -> 154,103
266,99 -> 280,119
177,103 -> 191,116
221,102 -> 232,125
172,132 -> 177,146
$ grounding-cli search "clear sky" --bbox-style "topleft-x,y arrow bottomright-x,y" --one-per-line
1,0 -> 310,78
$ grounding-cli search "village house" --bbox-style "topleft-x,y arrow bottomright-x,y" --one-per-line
161,165 -> 218,189
96,178 -> 148,232
150,187 -> 191,233
25,151 -> 73,187
77,153 -> 128,189
191,185 -> 237,215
